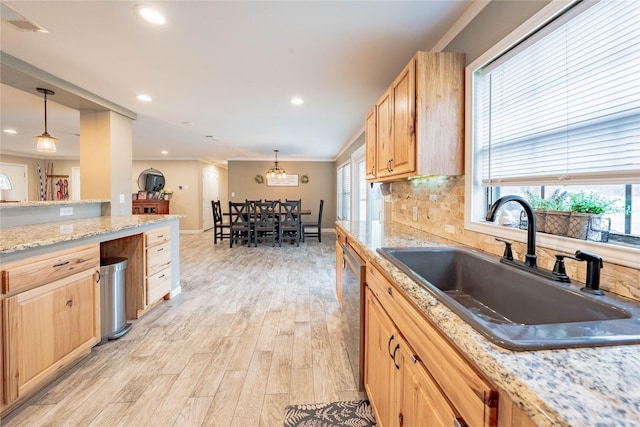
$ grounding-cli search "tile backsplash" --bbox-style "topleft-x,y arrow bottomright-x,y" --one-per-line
391,177 -> 640,302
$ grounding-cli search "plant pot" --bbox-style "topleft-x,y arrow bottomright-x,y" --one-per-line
545,211 -> 570,236
534,210 -> 547,233
568,212 -> 590,239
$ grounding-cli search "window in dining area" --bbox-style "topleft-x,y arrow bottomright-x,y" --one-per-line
337,161 -> 351,221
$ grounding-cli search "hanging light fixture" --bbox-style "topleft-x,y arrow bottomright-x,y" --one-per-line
34,88 -> 57,153
267,149 -> 286,178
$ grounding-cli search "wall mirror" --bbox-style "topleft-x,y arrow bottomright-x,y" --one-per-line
137,168 -> 165,192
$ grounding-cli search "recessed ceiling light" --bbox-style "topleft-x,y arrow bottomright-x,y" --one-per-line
137,94 -> 152,102
161,150 -> 168,155
134,5 -> 167,25
291,97 -> 304,105
3,129 -> 17,134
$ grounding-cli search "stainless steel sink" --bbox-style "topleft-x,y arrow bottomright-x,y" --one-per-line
378,247 -> 640,350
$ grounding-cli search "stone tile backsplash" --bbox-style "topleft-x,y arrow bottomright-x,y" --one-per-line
391,177 -> 640,302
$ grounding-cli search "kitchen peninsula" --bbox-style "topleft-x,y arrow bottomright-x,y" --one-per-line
338,220 -> 640,426
0,200 -> 181,416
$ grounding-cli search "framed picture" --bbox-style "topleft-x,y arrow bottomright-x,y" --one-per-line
137,191 -> 147,200
267,174 -> 299,187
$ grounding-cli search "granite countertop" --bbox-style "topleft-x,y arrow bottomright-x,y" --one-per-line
338,220 -> 640,427
0,199 -> 109,209
0,215 -> 181,255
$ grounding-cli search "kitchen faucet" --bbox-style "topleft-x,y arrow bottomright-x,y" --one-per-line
486,195 -> 605,291
486,195 -> 537,268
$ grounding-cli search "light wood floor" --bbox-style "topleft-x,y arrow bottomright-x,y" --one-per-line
3,231 -> 365,427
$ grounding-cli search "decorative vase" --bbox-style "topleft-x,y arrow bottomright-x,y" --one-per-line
545,211 -> 570,236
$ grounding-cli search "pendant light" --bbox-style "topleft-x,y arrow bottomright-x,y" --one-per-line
267,149 -> 286,178
34,88 -> 57,153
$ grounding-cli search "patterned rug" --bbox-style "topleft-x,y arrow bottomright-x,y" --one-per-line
283,400 -> 377,427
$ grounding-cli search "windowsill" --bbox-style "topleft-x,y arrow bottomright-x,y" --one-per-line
464,220 -> 640,269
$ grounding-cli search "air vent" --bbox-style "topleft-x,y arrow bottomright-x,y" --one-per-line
1,3 -> 48,32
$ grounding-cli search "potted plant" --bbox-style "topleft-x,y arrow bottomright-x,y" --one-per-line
526,189 -> 570,235
524,190 -> 550,233
567,192 -> 618,240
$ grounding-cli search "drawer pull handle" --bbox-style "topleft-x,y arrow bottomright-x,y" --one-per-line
66,299 -> 73,307
158,274 -> 165,279
387,287 -> 393,297
157,234 -> 164,238
157,248 -> 164,252
53,261 -> 70,268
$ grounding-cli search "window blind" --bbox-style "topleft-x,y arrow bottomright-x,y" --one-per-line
477,0 -> 640,187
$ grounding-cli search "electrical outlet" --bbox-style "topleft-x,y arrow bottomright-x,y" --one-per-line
412,206 -> 418,221
445,225 -> 456,234
119,194 -> 125,203
429,194 -> 437,201
60,206 -> 73,216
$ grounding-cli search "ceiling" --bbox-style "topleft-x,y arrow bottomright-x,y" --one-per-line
0,1 -> 474,163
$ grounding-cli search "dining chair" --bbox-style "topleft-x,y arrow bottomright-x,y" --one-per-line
253,201 -> 278,247
302,199 -> 324,242
229,201 -> 253,247
279,200 -> 301,247
212,200 -> 231,244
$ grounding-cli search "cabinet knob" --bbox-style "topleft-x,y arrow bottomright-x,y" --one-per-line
388,334 -> 395,358
66,299 -> 73,307
387,287 -> 393,297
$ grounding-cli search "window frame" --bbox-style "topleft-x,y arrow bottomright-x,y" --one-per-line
464,0 -> 640,269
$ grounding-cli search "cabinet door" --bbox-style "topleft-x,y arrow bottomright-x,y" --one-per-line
365,106 -> 377,180
376,89 -> 393,178
365,288 -> 399,427
335,241 -> 344,307
390,58 -> 416,177
3,269 -> 99,404
397,334 -> 466,427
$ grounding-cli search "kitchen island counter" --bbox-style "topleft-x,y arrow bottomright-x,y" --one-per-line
338,220 -> 640,427
1,215 -> 181,256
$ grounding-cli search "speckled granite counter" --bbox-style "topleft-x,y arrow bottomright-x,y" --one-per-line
338,220 -> 640,427
0,199 -> 109,209
0,215 -> 181,255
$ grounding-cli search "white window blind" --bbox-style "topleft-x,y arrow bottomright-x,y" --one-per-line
477,0 -> 640,187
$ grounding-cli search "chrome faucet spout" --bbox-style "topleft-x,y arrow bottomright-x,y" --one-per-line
486,195 -> 537,268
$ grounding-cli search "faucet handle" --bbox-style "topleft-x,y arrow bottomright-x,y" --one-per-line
552,254 -> 572,283
495,238 -> 513,261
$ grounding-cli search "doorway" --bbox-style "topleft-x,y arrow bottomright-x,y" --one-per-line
0,162 -> 28,201
202,168 -> 219,231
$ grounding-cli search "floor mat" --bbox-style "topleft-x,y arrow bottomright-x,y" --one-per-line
283,400 -> 377,427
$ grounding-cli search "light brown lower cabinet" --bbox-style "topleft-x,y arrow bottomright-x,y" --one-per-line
365,287 -> 465,427
2,264 -> 100,407
365,261 -> 498,427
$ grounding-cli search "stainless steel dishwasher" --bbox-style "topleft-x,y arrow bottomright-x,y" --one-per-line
340,242 -> 366,391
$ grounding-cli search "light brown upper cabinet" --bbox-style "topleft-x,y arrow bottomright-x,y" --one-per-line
366,51 -> 465,182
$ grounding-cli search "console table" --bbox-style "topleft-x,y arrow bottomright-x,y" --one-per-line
132,199 -> 170,214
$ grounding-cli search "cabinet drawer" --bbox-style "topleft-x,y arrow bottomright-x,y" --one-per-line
145,227 -> 171,247
367,262 -> 498,427
146,241 -> 171,275
147,267 -> 171,305
1,245 -> 99,294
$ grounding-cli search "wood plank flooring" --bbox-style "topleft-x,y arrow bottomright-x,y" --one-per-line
3,231 -> 365,427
